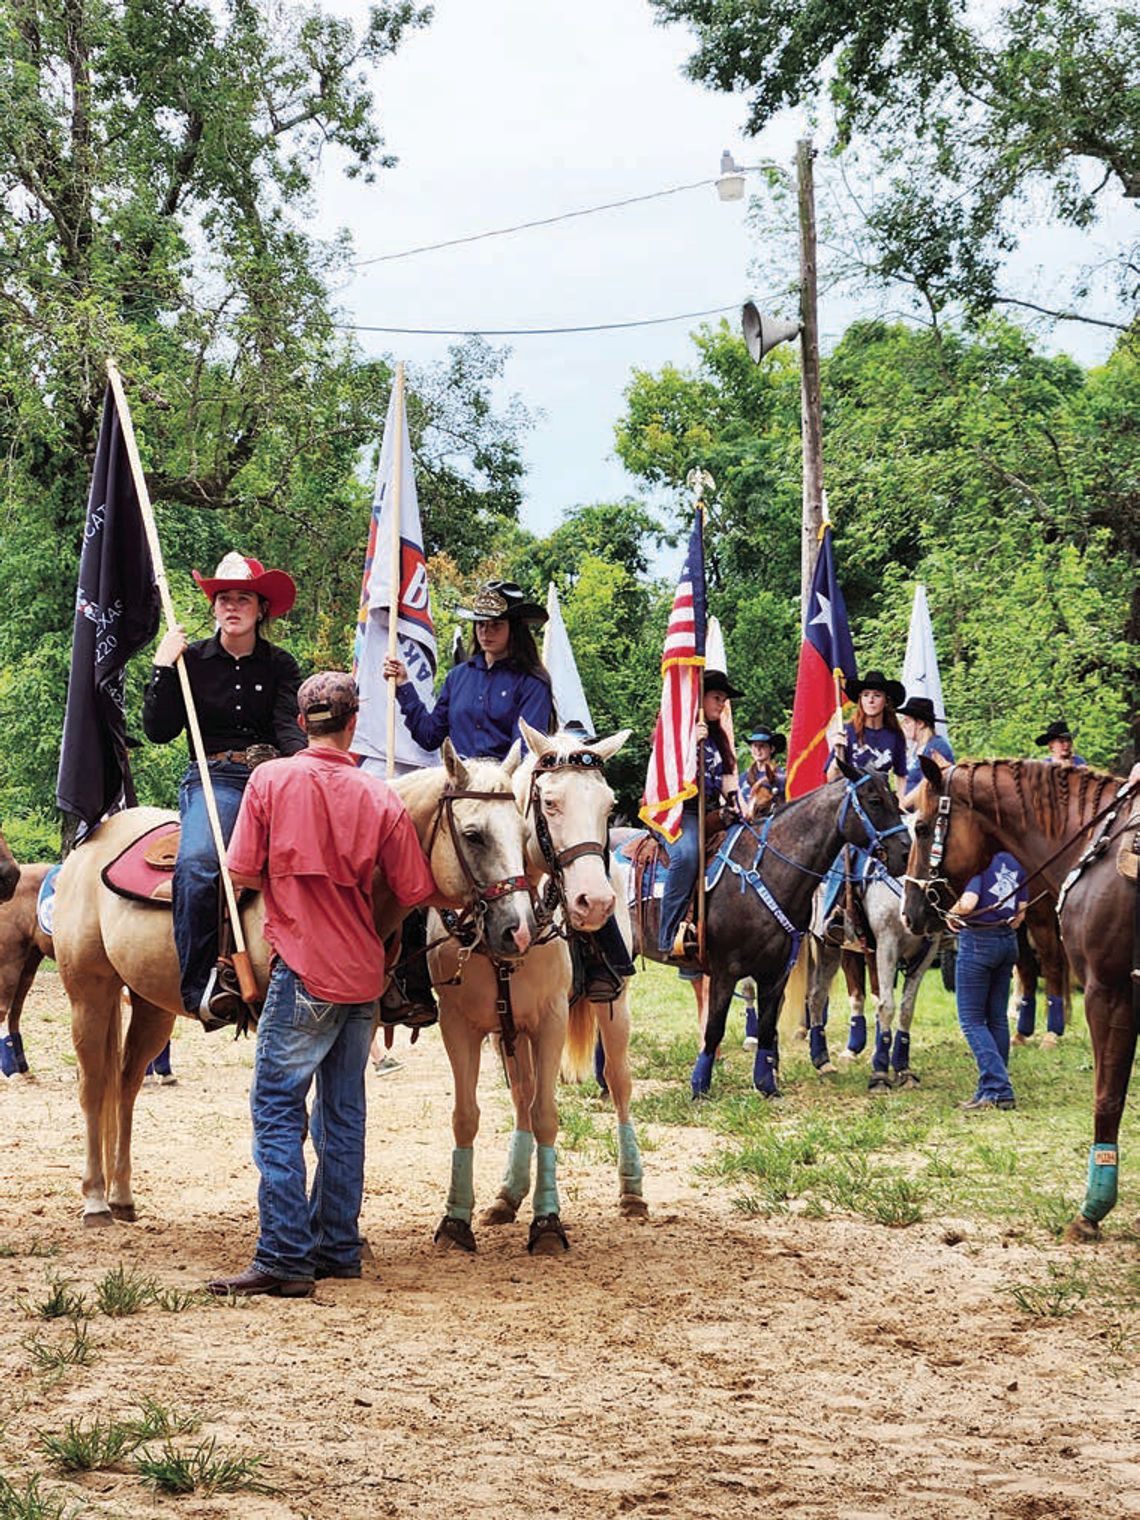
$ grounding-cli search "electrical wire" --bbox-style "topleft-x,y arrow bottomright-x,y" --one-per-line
351,177 -> 718,267
338,303 -> 738,337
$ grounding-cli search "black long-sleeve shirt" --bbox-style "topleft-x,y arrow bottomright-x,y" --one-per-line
142,633 -> 305,757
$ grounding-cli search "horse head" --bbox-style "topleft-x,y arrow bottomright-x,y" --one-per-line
517,718 -> 631,934
834,758 -> 910,876
428,740 -> 538,961
0,826 -> 19,904
902,756 -> 990,934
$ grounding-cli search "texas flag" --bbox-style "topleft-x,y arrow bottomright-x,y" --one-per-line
785,527 -> 857,799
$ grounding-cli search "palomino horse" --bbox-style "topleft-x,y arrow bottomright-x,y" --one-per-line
626,764 -> 910,1099
431,721 -> 640,1255
0,862 -> 54,1078
806,869 -> 941,1090
903,758 -> 1138,1239
0,825 -> 19,903
51,742 -> 536,1226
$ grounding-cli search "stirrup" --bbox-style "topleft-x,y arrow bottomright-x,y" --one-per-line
669,922 -> 699,961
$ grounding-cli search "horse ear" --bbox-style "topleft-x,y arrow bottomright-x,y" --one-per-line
835,754 -> 860,782
442,737 -> 469,790
518,717 -> 554,757
589,728 -> 632,764
502,739 -> 523,777
919,753 -> 945,792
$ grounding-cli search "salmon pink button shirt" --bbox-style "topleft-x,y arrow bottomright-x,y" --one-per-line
226,748 -> 435,1003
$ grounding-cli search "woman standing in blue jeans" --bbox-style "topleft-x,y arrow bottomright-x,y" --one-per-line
948,851 -> 1028,1111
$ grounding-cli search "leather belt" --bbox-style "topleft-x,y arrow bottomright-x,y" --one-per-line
207,750 -> 252,765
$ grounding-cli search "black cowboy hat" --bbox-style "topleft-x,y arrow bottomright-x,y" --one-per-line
844,669 -> 905,708
1035,720 -> 1074,747
896,695 -> 944,727
704,669 -> 745,700
746,725 -> 785,754
563,717 -> 597,744
455,579 -> 548,624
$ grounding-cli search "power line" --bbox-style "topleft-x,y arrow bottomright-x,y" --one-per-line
337,303 -> 738,336
351,177 -> 717,267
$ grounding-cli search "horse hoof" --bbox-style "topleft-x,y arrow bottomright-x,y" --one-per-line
109,1202 -> 137,1222
892,1070 -> 920,1090
867,1074 -> 893,1094
792,1027 -> 808,1042
755,1087 -> 783,1102
1041,1032 -> 1059,1050
620,1193 -> 649,1219
1062,1215 -> 1099,1245
814,1060 -> 837,1076
836,1048 -> 859,1064
479,1196 -> 519,1227
433,1216 -> 476,1253
527,1214 -> 570,1254
83,1210 -> 114,1229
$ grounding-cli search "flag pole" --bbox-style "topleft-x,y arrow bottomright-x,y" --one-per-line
105,361 -> 258,1005
820,497 -> 847,756
686,469 -> 714,968
385,361 -> 406,780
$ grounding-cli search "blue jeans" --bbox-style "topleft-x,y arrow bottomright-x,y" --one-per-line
658,811 -> 701,953
172,762 -> 249,1013
252,960 -> 376,1281
955,927 -> 1017,1102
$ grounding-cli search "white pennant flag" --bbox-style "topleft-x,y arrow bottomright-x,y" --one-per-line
705,614 -> 735,752
902,583 -> 949,740
542,582 -> 595,735
352,379 -> 439,771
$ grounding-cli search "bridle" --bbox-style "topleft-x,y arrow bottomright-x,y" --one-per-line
526,748 -> 612,934
425,782 -> 531,946
836,773 -> 909,864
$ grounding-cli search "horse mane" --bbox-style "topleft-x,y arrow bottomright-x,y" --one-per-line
954,759 -> 1120,842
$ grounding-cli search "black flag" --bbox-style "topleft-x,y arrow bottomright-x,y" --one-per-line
56,386 -> 161,843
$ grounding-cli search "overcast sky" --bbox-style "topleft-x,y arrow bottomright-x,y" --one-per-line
317,0 -> 1130,548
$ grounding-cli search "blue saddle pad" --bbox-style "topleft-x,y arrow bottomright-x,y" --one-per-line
36,863 -> 62,938
616,826 -> 741,905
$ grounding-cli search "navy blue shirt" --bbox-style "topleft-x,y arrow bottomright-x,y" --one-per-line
963,852 -> 1027,927
396,656 -> 553,760
834,722 -> 907,779
905,733 -> 955,791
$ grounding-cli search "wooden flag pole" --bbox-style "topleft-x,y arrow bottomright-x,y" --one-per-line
687,468 -> 715,968
385,361 -> 406,780
105,361 -> 258,1004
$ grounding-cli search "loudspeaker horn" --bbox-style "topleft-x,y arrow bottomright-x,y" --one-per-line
742,302 -> 801,363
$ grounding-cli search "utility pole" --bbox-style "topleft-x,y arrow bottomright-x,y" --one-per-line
796,137 -> 824,618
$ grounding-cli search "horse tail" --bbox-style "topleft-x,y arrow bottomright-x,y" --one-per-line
99,989 -> 124,1189
562,993 -> 597,1085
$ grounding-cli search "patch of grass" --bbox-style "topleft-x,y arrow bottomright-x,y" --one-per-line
93,1264 -> 158,1317
0,1474 -> 80,1520
555,1097 -> 602,1152
38,1416 -> 139,1473
1026,1193 -> 1083,1240
127,1398 -> 203,1442
135,1438 -> 273,1497
0,1241 -> 58,1260
18,1275 -> 88,1322
22,1322 -> 94,1372
149,1284 -> 210,1313
1003,1263 -> 1091,1318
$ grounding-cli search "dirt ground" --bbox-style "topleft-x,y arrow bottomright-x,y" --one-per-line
3,970 -> 1139,1520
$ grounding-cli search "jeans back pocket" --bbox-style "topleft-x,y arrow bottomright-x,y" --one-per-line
292,981 -> 336,1029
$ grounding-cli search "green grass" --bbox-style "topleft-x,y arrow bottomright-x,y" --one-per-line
135,1438 -> 273,1496
0,1474 -> 79,1520
22,1322 -> 94,1373
93,1265 -> 157,1317
18,1276 -> 88,1322
37,1403 -> 203,1474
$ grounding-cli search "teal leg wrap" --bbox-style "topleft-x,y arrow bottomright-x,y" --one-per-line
533,1143 -> 559,1217
617,1120 -> 643,1196
1081,1144 -> 1118,1225
446,1146 -> 475,1223
501,1129 -> 535,1207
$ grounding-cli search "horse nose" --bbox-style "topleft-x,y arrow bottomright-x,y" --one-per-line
507,917 -> 532,956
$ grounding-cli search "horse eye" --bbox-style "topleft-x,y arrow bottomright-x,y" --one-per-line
462,828 -> 486,845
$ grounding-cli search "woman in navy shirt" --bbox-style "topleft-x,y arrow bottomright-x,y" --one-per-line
827,669 -> 907,783
949,851 -> 1028,1111
897,695 -> 955,810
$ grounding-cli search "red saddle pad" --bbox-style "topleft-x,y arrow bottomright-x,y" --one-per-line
101,821 -> 181,905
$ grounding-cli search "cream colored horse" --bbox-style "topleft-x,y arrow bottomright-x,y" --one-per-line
51,742 -> 534,1226
431,720 -> 645,1255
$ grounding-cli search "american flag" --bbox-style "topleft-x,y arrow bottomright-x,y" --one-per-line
639,510 -> 706,842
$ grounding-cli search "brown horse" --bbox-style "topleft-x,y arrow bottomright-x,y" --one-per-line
903,759 -> 1138,1239
1014,900 -> 1072,1046
0,826 -> 19,903
51,743 -> 536,1226
0,862 -> 54,1078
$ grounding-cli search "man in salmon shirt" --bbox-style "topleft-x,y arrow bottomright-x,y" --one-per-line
207,672 -> 437,1299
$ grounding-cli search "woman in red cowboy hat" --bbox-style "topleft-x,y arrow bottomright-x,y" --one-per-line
826,669 -> 907,785
143,552 -> 304,1027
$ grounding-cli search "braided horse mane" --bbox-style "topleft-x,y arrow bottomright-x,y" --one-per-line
957,759 -> 1120,841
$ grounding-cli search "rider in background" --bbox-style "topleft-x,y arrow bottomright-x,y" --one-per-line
143,552 -> 303,1028
897,696 -> 954,811
948,851 -> 1028,1112
741,725 -> 786,820
827,670 -> 907,784
1036,720 -> 1087,766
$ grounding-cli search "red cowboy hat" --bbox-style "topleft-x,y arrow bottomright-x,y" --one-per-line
192,553 -> 296,620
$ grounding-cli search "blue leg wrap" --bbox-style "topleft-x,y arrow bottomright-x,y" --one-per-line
11,1030 -> 27,1074
891,1029 -> 911,1073
752,1047 -> 778,1097
618,1121 -> 643,1195
809,1025 -> 830,1069
846,1013 -> 866,1055
594,1034 -> 608,1095
744,1006 -> 759,1041
0,1033 -> 18,1079
1015,996 -> 1036,1037
501,1129 -> 535,1208
446,1146 -> 475,1224
691,1049 -> 716,1098
534,1143 -> 559,1217
152,1041 -> 172,1078
1046,995 -> 1065,1038
1081,1144 -> 1118,1225
872,1027 -> 891,1074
